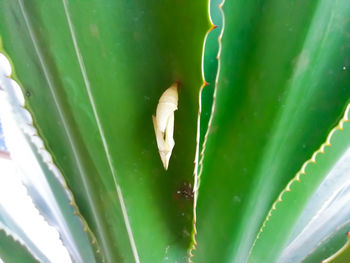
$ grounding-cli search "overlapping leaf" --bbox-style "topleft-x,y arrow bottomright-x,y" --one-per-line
193,0 -> 350,262
0,0 -> 209,262
0,229 -> 39,263
0,74 -> 97,263
249,106 -> 350,262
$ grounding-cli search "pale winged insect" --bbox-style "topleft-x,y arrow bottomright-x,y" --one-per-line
152,82 -> 178,170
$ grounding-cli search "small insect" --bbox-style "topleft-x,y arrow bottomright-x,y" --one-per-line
152,82 -> 178,170
175,182 -> 194,201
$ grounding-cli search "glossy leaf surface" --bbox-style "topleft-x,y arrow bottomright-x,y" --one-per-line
0,71 -> 97,263
303,222 -> 350,263
322,232 -> 350,263
0,0 -> 209,262
249,107 -> 350,262
0,206 -> 48,263
0,229 -> 39,263
194,0 -> 350,262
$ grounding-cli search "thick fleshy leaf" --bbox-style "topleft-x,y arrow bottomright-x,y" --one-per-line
193,0 -> 350,262
190,0 -> 222,251
303,222 -> 350,263
279,137 -> 350,263
198,0 -> 222,156
0,206 -> 49,263
0,0 -> 209,262
0,77 -> 97,263
322,232 -> 350,263
249,106 -> 350,262
0,229 -> 39,263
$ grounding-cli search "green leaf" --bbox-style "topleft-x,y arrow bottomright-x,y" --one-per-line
303,221 -> 350,263
190,0 -> 221,251
0,229 -> 39,263
277,130 -> 350,263
193,0 -> 350,262
322,232 -> 350,263
198,0 -> 222,157
0,0 -> 209,262
0,75 -> 98,263
248,106 -> 350,262
0,206 -> 49,262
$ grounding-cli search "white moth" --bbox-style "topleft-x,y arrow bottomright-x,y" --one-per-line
152,83 -> 178,170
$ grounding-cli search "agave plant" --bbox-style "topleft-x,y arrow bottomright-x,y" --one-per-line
0,0 -> 350,262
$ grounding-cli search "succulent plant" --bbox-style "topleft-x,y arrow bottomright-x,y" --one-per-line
0,0 -> 350,262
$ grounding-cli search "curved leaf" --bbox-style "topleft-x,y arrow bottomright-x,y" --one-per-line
279,143 -> 350,262
0,229 -> 39,263
0,0 -> 209,262
302,221 -> 350,263
190,0 -> 222,254
193,0 -> 350,262
0,206 -> 48,263
322,232 -> 350,263
0,74 -> 97,263
198,0 -> 222,158
248,105 -> 350,262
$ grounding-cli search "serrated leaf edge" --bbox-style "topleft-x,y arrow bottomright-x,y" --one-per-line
189,0 -> 226,261
0,227 -> 40,263
301,218 -> 350,262
248,103 -> 350,257
322,232 -> 350,263
60,1 -> 140,262
0,50 -> 103,262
